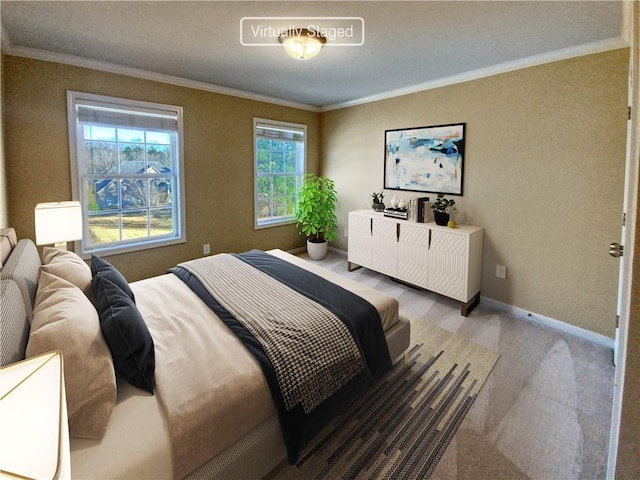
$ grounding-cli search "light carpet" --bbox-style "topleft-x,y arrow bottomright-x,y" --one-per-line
266,317 -> 500,480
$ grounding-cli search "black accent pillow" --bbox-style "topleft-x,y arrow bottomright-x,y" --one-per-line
91,255 -> 135,302
93,274 -> 155,394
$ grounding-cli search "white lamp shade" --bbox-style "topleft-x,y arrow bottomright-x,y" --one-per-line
34,202 -> 82,246
0,351 -> 71,480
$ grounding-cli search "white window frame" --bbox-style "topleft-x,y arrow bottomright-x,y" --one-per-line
67,91 -> 186,256
254,118 -> 307,229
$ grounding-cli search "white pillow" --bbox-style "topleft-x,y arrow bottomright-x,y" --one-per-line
0,227 -> 17,267
27,271 -> 116,439
40,247 -> 96,305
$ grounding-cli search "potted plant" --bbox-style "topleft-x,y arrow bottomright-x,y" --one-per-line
371,191 -> 385,211
295,173 -> 337,260
431,193 -> 456,226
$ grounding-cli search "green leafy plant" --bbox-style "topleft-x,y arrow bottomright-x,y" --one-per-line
295,174 -> 338,242
371,191 -> 385,204
431,193 -> 456,213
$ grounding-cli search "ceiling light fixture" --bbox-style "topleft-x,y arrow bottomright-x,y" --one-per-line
278,28 -> 326,60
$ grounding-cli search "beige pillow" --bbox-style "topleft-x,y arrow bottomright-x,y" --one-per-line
26,271 -> 116,439
0,227 -> 17,268
40,247 -> 96,305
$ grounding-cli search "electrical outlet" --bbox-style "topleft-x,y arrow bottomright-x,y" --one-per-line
344,228 -> 349,237
496,265 -> 507,279
203,243 -> 211,255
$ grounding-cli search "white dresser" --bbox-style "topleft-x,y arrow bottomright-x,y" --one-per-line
348,210 -> 483,316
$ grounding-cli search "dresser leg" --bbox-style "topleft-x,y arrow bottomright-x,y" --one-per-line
461,292 -> 481,316
347,261 -> 362,272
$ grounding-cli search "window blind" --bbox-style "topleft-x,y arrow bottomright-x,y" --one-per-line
255,123 -> 304,142
76,102 -> 179,132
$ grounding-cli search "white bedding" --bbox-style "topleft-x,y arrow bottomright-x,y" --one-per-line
69,249 -> 401,479
70,379 -> 171,478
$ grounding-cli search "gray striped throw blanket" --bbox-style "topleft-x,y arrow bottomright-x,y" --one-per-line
177,253 -> 365,414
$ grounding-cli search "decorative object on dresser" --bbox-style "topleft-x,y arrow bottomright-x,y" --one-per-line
384,123 -> 465,195
295,174 -> 337,261
371,191 -> 385,211
407,196 -> 430,222
384,195 -> 409,219
347,210 -> 483,316
383,207 -> 409,220
431,193 -> 457,226
447,211 -> 458,228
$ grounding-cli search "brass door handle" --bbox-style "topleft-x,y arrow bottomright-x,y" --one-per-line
609,242 -> 624,258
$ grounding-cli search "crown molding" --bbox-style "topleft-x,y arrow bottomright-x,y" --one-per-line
320,36 -> 629,112
0,43 -> 321,113
1,35 -> 627,114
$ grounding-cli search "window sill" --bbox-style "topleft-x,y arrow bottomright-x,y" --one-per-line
255,218 -> 297,230
75,236 -> 186,259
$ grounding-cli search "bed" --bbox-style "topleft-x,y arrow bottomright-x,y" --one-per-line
0,235 -> 410,479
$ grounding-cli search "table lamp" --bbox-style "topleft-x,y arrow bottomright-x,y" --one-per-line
34,202 -> 82,249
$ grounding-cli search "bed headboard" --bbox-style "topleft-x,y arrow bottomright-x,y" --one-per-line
0,239 -> 41,366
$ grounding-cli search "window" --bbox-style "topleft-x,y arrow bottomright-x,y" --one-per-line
254,118 -> 306,228
68,91 -> 185,255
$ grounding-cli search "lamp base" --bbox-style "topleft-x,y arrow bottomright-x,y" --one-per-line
53,242 -> 69,250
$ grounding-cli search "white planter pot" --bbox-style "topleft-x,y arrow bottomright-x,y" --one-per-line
307,239 -> 328,261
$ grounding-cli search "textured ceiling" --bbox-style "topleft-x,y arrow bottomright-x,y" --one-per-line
0,1 -> 625,109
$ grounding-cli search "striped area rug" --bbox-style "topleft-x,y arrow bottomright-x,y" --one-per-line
266,320 -> 500,480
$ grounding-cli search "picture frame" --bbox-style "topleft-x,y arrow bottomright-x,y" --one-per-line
384,123 -> 465,195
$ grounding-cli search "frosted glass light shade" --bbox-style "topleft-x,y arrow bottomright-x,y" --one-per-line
34,202 -> 82,247
279,28 -> 326,60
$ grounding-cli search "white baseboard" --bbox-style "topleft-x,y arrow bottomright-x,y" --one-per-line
290,248 -> 613,350
287,246 -> 347,256
481,296 -> 614,350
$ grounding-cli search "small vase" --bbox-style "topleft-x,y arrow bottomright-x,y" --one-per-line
390,195 -> 399,208
372,202 -> 385,212
434,211 -> 450,226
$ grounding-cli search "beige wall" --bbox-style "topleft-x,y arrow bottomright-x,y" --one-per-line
0,52 -> 7,227
2,55 -> 318,280
322,49 -> 629,337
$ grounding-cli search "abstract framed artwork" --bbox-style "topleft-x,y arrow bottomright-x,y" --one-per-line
384,123 -> 465,195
